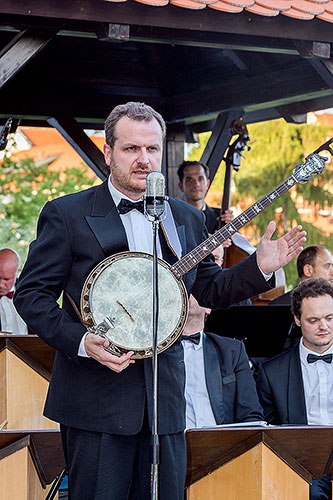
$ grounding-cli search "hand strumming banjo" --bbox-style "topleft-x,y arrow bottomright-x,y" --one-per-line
80,145 -> 331,359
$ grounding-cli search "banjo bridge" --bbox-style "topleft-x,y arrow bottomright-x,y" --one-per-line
116,300 -> 135,322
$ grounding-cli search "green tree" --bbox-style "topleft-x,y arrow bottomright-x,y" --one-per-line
0,156 -> 98,264
186,119 -> 333,288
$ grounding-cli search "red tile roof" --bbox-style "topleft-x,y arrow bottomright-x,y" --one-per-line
104,0 -> 333,21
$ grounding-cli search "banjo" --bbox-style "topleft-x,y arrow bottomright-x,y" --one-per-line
80,147 -> 330,359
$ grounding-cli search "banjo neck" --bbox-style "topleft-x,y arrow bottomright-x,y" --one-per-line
171,152 -> 327,280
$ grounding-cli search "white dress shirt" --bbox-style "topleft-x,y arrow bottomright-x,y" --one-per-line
182,331 -> 216,428
79,177 -> 161,357
0,288 -> 28,334
108,177 -> 162,256
299,340 -> 333,425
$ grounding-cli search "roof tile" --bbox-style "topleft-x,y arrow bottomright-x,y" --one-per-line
305,0 -> 330,4
317,9 -> 333,18
281,5 -> 315,16
208,0 -> 244,10
324,0 -> 333,12
134,0 -> 169,5
103,0 -> 333,21
291,0 -> 325,13
246,3 -> 280,13
256,0 -> 291,10
170,0 -> 207,8
222,0 -> 255,6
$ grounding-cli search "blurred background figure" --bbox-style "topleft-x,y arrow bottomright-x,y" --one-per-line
0,248 -> 27,333
177,160 -> 233,233
271,245 -> 333,306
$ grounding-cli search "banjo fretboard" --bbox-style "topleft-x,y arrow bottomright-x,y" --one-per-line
171,151 -> 326,279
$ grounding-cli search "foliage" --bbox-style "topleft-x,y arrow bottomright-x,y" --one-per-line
0,155 -> 97,264
186,119 -> 333,288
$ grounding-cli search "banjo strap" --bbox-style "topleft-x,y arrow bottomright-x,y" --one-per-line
65,292 -> 92,329
160,201 -> 182,260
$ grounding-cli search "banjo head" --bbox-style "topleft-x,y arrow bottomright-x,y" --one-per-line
80,252 -> 188,359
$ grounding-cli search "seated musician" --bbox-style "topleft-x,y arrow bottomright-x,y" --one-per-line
0,248 -> 27,334
271,244 -> 333,305
257,278 -> 333,500
182,294 -> 263,428
177,160 -> 233,233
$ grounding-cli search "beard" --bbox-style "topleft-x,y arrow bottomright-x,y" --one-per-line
110,158 -> 149,196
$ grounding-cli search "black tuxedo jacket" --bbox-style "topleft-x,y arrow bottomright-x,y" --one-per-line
203,333 -> 263,424
14,180 -> 272,436
256,342 -> 307,425
202,205 -> 219,234
270,290 -> 292,306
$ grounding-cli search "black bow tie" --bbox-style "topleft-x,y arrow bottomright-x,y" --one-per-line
117,198 -> 144,215
181,332 -> 201,345
307,353 -> 332,364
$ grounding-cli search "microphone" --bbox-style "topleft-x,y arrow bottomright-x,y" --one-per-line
144,171 -> 167,219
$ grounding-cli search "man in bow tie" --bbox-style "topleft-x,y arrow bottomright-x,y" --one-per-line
257,278 -> 333,500
14,101 -> 306,500
182,295 -> 263,429
0,248 -> 27,334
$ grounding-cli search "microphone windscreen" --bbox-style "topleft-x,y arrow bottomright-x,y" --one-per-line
145,172 -> 166,217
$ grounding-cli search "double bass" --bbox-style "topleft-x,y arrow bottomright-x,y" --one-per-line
218,118 -> 252,269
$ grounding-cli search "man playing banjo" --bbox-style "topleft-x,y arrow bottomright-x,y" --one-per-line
14,102 -> 306,500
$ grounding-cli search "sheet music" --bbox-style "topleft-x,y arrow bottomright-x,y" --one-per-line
201,420 -> 269,429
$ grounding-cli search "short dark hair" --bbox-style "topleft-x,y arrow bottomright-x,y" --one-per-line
296,245 -> 327,279
291,278 -> 333,319
177,161 -> 210,183
105,102 -> 166,148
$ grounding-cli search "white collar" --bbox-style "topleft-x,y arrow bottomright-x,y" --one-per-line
107,176 -> 143,206
299,337 -> 333,363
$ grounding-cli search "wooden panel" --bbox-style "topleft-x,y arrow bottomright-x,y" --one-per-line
0,443 -> 55,499
5,350 -> 57,430
262,444 -> 308,499
187,443 -> 308,500
27,452 -> 54,500
0,350 -> 7,427
0,446 -> 28,499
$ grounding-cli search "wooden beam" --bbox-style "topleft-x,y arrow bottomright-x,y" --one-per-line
0,2 -> 333,43
46,117 -> 108,180
306,58 -> 333,88
165,60 -> 332,123
129,26 -> 299,55
0,30 -> 55,89
293,40 -> 331,59
200,110 -> 242,182
166,123 -> 186,198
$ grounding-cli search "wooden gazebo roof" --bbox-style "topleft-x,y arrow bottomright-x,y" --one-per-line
0,0 -> 333,190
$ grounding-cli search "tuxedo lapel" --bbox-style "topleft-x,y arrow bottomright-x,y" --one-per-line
287,344 -> 308,424
85,180 -> 129,256
203,333 -> 225,424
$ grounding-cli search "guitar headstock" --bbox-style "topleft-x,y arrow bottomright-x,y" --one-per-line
293,153 -> 327,184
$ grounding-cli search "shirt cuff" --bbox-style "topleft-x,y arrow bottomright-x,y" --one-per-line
258,265 -> 273,281
78,332 -> 91,357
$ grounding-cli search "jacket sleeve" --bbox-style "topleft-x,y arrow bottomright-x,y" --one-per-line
234,342 -> 264,422
256,364 -> 280,424
14,200 -> 86,361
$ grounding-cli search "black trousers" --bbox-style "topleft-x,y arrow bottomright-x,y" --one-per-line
61,417 -> 186,500
310,477 -> 332,500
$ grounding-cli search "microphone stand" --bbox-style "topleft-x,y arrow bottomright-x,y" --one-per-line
151,215 -> 160,500
144,171 -> 166,500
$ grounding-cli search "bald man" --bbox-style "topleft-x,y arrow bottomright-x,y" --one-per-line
0,248 -> 27,333
271,245 -> 333,306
